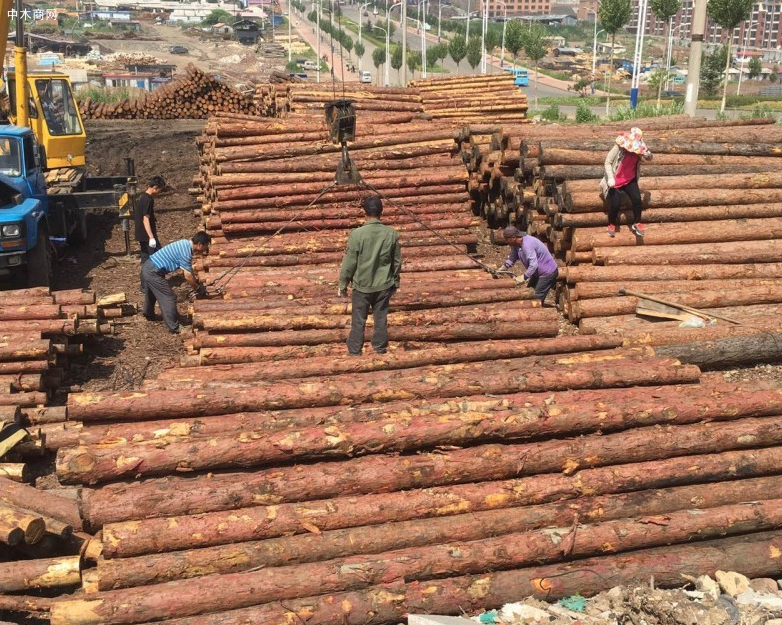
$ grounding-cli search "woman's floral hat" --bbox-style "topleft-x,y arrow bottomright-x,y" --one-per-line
616,127 -> 647,154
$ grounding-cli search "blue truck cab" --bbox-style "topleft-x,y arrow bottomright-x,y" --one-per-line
504,66 -> 530,87
0,125 -> 51,284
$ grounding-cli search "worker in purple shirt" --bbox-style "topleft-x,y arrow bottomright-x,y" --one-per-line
500,226 -> 559,306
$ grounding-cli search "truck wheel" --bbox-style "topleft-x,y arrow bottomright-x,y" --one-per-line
68,210 -> 88,245
27,229 -> 52,288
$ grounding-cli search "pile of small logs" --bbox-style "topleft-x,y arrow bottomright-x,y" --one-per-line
410,74 -> 529,122
78,65 -> 256,120
500,116 -> 782,360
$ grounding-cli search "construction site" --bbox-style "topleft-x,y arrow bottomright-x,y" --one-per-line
4,66 -> 782,625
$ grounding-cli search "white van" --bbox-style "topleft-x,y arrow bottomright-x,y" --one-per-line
359,70 -> 372,83
303,60 -> 319,70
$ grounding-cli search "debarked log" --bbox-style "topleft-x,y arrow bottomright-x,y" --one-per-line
0,556 -> 81,592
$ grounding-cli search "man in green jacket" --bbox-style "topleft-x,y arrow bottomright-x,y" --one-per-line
338,196 -> 402,355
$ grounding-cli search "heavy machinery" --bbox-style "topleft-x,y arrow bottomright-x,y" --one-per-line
0,0 -> 130,286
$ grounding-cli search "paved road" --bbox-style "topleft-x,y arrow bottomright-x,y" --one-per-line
286,0 -> 572,102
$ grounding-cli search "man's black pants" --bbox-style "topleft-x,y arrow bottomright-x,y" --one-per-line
141,261 -> 179,331
347,287 -> 394,355
607,179 -> 643,226
139,241 -> 151,292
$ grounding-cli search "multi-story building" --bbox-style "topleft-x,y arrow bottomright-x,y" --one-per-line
479,0 -> 551,18
629,0 -> 782,55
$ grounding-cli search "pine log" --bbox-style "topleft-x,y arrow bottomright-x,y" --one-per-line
95,476 -> 782,589
0,476 -> 82,530
66,353 -> 698,423
565,188 -> 782,213
0,504 -> 45,544
594,240 -> 782,266
0,594 -> 56,617
539,163 -> 777,180
564,262 -> 782,283
654,333 -> 782,369
95,441 -> 782,544
569,278 -> 782,300
0,462 -> 28,481
45,501 -> 782,625
0,556 -> 80,592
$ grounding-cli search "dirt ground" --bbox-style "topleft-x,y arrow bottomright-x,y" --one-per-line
52,119 -> 203,391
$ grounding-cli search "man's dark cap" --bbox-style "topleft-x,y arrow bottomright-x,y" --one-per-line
503,226 -> 526,238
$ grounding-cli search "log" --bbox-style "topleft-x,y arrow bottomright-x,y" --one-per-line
0,476 -> 82,530
565,188 -> 782,213
0,304 -> 61,320
564,171 -> 782,193
0,594 -> 56,617
66,353 -> 698,423
95,476 -> 782,589
571,217 -> 782,251
0,504 -> 45,544
569,278 -> 782,301
655,333 -> 782,369
96,442 -> 782,546
564,262 -> 782,284
594,240 -> 782,266
0,556 -> 81,592
539,163 -> 777,180
0,462 -> 28,481
45,501 -> 782,625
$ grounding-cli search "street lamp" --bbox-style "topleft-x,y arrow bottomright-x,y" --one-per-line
422,0 -> 428,78
629,0 -> 649,109
496,0 -> 507,68
737,2 -> 765,95
480,0 -> 488,73
587,9 -> 598,93
288,0 -> 292,62
664,20 -> 689,92
437,0 -> 442,42
373,23 -> 390,84
358,1 -> 371,71
466,0 -> 470,39
385,1 -> 402,84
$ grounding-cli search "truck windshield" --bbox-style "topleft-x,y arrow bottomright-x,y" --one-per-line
0,139 -> 22,177
35,79 -> 82,137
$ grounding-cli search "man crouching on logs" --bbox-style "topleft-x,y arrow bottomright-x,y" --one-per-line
338,197 -> 402,356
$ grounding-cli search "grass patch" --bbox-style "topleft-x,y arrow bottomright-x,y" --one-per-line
75,86 -> 133,104
606,100 -> 684,121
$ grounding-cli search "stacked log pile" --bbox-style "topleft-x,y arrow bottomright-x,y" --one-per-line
0,288 -> 134,466
459,116 -> 782,360
12,111 -> 780,625
410,74 -> 529,122
78,65 -> 256,120
253,75 -> 528,121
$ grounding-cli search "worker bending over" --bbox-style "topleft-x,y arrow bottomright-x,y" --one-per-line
338,197 -> 402,356
142,232 -> 211,334
500,226 -> 559,306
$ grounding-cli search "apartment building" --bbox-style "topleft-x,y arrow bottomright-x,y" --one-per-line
480,0 -> 551,18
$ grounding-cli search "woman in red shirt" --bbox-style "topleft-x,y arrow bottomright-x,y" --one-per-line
599,127 -> 653,237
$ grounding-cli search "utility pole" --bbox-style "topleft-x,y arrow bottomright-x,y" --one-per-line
684,0 -> 708,117
401,0 -> 407,84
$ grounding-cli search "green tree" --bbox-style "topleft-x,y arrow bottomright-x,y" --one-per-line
391,44 -> 404,81
432,42 -> 449,68
466,36 -> 482,70
202,8 -> 232,25
484,25 -> 501,59
598,0 -> 632,114
448,34 -> 468,72
650,0 -> 682,107
407,50 -> 422,78
343,34 -> 353,58
708,0 -> 754,112
504,19 -> 525,67
354,41 -> 365,70
771,64 -> 779,83
748,56 -> 762,79
372,46 -> 386,84
700,45 -> 727,98
524,23 -> 547,111
378,18 -> 396,39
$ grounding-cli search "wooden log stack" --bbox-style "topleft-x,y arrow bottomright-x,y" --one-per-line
79,65 -> 256,120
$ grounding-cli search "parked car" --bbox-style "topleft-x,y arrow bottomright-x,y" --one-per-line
169,45 -> 189,54
359,70 -> 372,83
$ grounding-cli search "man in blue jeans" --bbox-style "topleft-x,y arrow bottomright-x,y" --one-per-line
500,226 -> 559,306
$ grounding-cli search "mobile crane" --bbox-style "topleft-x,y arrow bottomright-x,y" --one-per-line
0,0 -> 130,286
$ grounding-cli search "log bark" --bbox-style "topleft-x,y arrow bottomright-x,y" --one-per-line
46,501 -> 782,625
66,353 -> 698,423
0,594 -> 56,617
0,476 -> 82,530
0,556 -> 81,592
654,333 -> 782,369
564,262 -> 782,283
0,504 -> 45,544
539,163 -> 777,181
594,239 -> 782,266
565,188 -> 782,213
0,462 -> 28,481
95,476 -> 782,589
95,441 -> 782,544
569,278 -> 782,300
